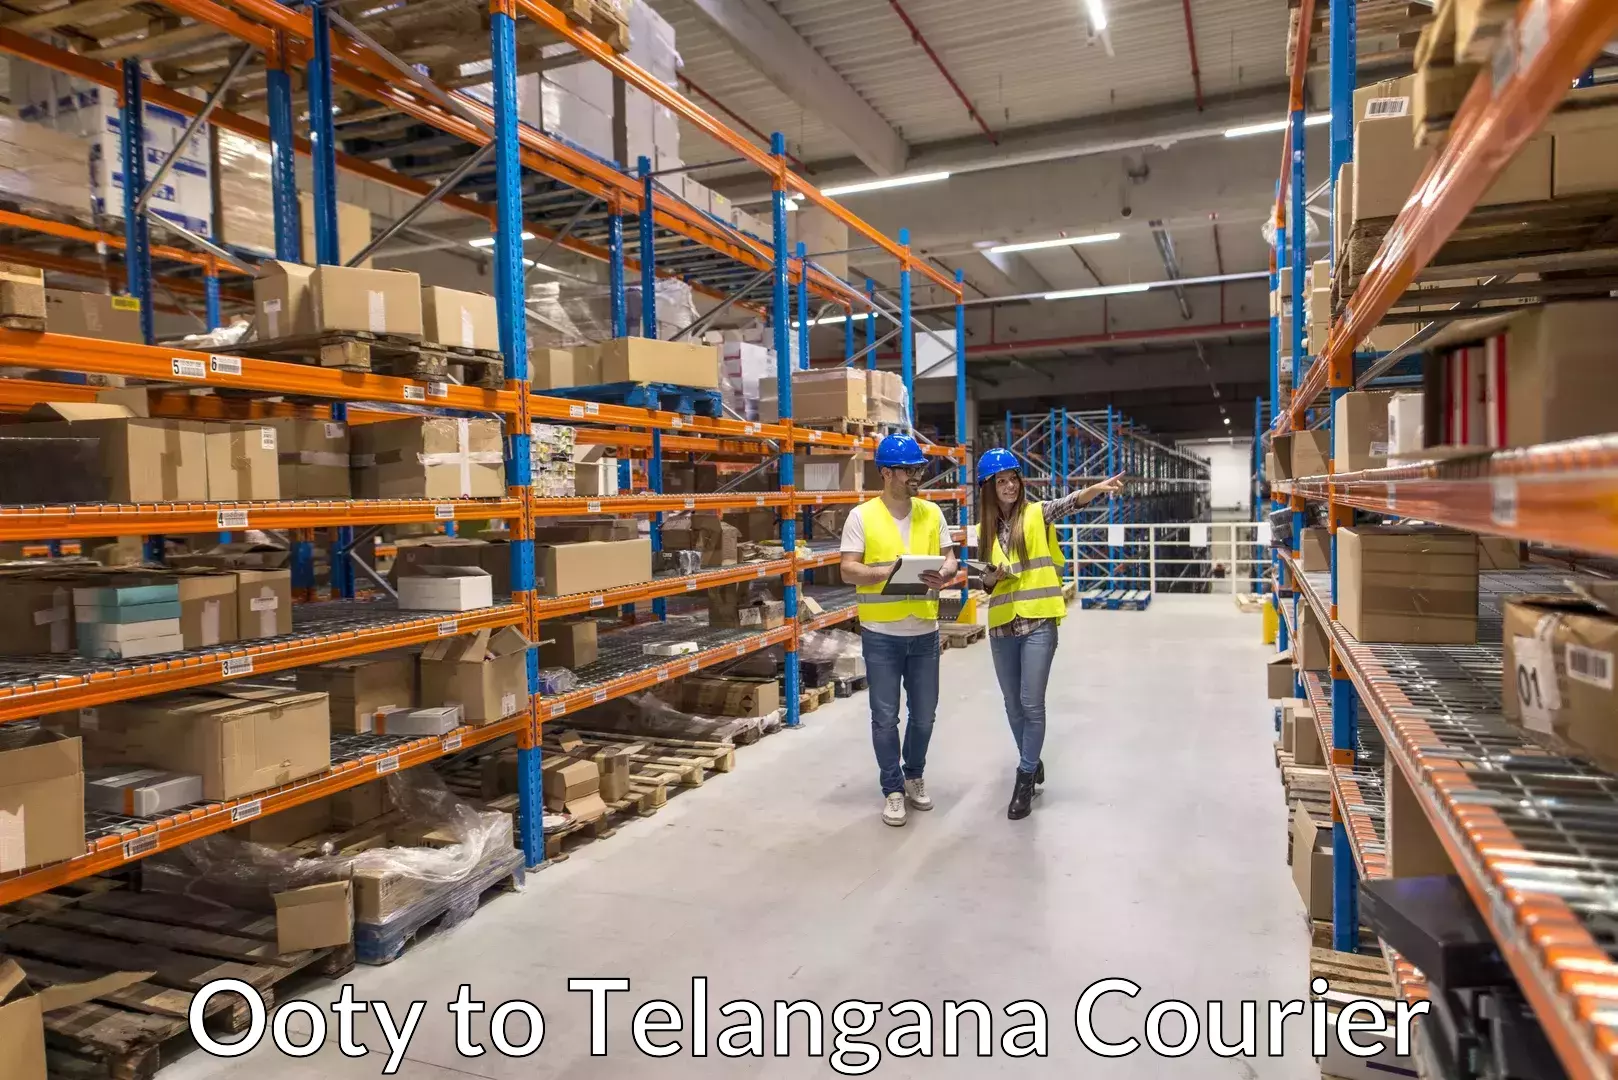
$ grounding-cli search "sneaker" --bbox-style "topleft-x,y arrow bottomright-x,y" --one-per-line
883,792 -> 907,827
904,777 -> 933,811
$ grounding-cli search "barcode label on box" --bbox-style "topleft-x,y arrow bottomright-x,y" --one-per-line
434,504 -> 456,520
1364,96 -> 1409,118
589,595 -> 605,608
441,734 -> 463,752
501,693 -> 517,715
376,756 -> 400,774
210,356 -> 242,376
549,702 -> 567,717
586,403 -> 600,415
587,501 -> 601,513
1567,644 -> 1614,690
592,689 -> 607,703
403,385 -> 426,401
428,382 -> 449,399
437,619 -> 458,636
123,834 -> 158,859
684,498 -> 695,509
222,656 -> 253,677
325,423 -> 345,439
231,800 -> 262,823
569,405 -> 584,418
217,510 -> 249,529
260,427 -> 277,450
172,358 -> 207,379
1491,476 -> 1518,526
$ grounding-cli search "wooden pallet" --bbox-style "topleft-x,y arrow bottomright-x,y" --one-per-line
586,0 -> 630,50
354,850 -> 524,965
940,622 -> 985,649
798,682 -> 835,713
0,313 -> 44,332
545,381 -> 723,417
0,879 -> 353,1079
1080,588 -> 1152,610
235,330 -> 454,380
1310,945 -> 1399,1000
432,343 -> 509,389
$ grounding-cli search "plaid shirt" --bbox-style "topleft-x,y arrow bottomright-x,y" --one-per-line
987,489 -> 1087,639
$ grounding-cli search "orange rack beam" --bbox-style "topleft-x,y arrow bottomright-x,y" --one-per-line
0,498 -> 523,541
803,605 -> 858,633
533,559 -> 792,619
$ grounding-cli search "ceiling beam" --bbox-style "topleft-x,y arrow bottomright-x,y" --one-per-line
679,0 -> 909,175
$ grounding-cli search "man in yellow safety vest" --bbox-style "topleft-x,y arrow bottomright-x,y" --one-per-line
839,433 -> 959,827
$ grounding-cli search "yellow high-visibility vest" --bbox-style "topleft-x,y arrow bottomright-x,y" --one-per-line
986,501 -> 1067,628
854,497 -> 944,624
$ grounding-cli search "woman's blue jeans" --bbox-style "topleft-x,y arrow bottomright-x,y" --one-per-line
988,621 -> 1058,775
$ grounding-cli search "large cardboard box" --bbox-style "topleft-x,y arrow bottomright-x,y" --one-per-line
868,369 -> 906,424
253,261 -> 316,339
1502,592 -> 1618,772
1266,650 -> 1296,698
296,653 -> 415,734
1299,528 -> 1330,573
234,797 -> 332,846
0,732 -> 84,873
0,263 -> 44,321
534,538 -> 652,597
660,514 -> 738,567
274,880 -> 353,953
759,369 -> 867,423
235,568 -> 292,639
801,453 -> 861,493
352,418 -> 505,499
1547,106 -> 1618,197
398,567 -> 494,611
204,423 -> 281,501
174,569 -> 238,649
592,337 -> 718,389
680,676 -> 780,718
21,404 -> 207,502
543,757 -> 604,818
44,290 -> 142,342
1290,805 -> 1333,920
1331,390 -> 1395,473
1296,602 -> 1331,671
310,265 -> 422,338
0,572 -> 86,655
419,626 -> 531,723
1388,392 -> 1425,456
86,685 -> 330,800
297,193 -> 373,267
0,960 -> 152,1080
421,286 -> 499,352
1272,429 -> 1329,481
389,537 -> 512,596
1477,536 -> 1522,570
1502,301 -> 1618,448
538,619 -> 597,669
532,346 -> 599,389
1288,699 -> 1323,766
265,418 -> 351,499
331,781 -> 389,828
1337,526 -> 1478,644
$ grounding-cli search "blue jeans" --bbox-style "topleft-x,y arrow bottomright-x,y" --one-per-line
862,630 -> 940,796
989,621 -> 1058,775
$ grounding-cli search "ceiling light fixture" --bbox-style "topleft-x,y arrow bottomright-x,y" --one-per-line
1224,114 -> 1330,139
820,171 -> 951,198
988,231 -> 1121,255
1042,283 -> 1151,301
1083,0 -> 1108,33
791,315 -> 849,329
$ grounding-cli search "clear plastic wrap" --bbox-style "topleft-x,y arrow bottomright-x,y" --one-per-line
580,691 -> 761,743
538,667 -> 578,694
798,628 -> 862,662
0,113 -> 91,219
215,129 -> 276,256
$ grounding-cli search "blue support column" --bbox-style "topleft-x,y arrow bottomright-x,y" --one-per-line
953,269 -> 967,449
265,38 -> 300,262
120,60 -> 153,345
864,277 -> 877,369
1106,404 -> 1117,587
608,211 -> 627,338
329,401 -> 355,598
1329,0 -> 1356,258
638,156 -> 657,339
795,242 -> 809,370
844,305 -> 855,362
649,429 -> 665,621
1289,109 -> 1307,387
1332,674 -> 1361,950
205,272 -> 221,330
493,7 -> 541,868
772,133 -> 800,729
898,229 -> 913,425
307,4 -> 339,265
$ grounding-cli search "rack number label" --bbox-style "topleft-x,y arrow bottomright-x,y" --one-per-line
377,755 -> 400,774
123,834 -> 159,860
684,498 -> 695,509
231,800 -> 263,823
217,510 -> 249,529
428,382 -> 449,399
734,644 -> 747,657
592,689 -> 608,703
1491,477 -> 1518,527
585,402 -> 600,415
745,423 -> 760,435
210,356 -> 242,376
549,702 -> 567,717
402,385 -> 427,402
589,595 -> 605,608
1512,635 -> 1560,734
587,501 -> 601,513
569,405 -> 585,418
687,660 -> 699,673
686,578 -> 697,590
441,734 -> 463,752
671,416 -> 683,429
437,619 -> 458,637
756,567 -> 767,578
755,496 -> 765,506
434,504 -> 456,520
172,358 -> 207,379
222,656 -> 253,677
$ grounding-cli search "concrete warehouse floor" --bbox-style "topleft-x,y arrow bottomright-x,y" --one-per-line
167,595 -> 1315,1079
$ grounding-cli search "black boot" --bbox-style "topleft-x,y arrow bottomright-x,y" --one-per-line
1007,769 -> 1035,820
1034,760 -> 1044,786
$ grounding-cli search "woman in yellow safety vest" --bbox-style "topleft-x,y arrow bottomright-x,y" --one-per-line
976,448 -> 1125,819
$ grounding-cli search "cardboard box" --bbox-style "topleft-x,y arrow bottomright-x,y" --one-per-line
801,453 -> 861,494
1388,392 -> 1425,456
253,261 -> 316,339
169,541 -> 290,572
543,757 -> 604,817
867,369 -> 906,424
760,369 -> 867,423
352,418 -> 505,499
1386,757 -> 1453,878
376,705 -> 462,735
1334,162 -> 1353,251
419,626 -> 532,723
234,797 -> 332,846
398,566 -> 495,611
710,591 -> 785,630
297,193 -> 373,267
1548,105 -> 1618,197
531,346 -> 598,389
174,569 -> 238,650
1272,429 -> 1329,481
1296,603 -> 1331,671
592,337 -> 718,389
1288,699 -> 1323,766
85,767 -> 201,816
20,404 -> 207,502
660,514 -> 738,568
310,265 -> 423,338
274,880 -> 353,953
593,746 -> 630,802
265,418 -> 350,499
1266,650 -> 1296,698
235,568 -> 292,639
539,619 -> 597,669
389,537 -> 513,597
530,519 -> 638,544
1291,806 -> 1332,919
0,573 -> 85,655
1332,390 -> 1395,473
86,685 -> 330,800
662,461 -> 720,494
0,263 -> 43,320
1356,116 -> 1550,222
725,509 -> 779,542
1502,593 -> 1618,772
0,959 -> 152,1080
1503,301 -> 1618,448
296,653 -> 415,734
421,286 -> 499,351
204,423 -> 281,501
44,289 -> 142,342
1477,536 -> 1522,571
0,732 -> 84,873
331,781 -> 389,828
535,537 -> 652,597
1337,527 -> 1478,644
1299,528 -> 1330,573
681,676 -> 780,718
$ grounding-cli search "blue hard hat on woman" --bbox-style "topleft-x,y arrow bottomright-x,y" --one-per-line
875,433 -> 928,468
976,447 -> 1021,481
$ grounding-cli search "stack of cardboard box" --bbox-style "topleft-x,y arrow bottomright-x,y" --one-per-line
73,581 -> 183,659
297,653 -> 417,734
1336,526 -> 1478,644
419,627 -> 532,724
1502,585 -> 1618,772
760,369 -> 866,424
353,417 -> 506,499
253,263 -> 425,342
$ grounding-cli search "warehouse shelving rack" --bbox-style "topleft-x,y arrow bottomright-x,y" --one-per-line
0,0 -> 966,904
1261,1 -> 1618,1075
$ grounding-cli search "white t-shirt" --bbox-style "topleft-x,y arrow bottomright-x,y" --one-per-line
840,500 -> 956,637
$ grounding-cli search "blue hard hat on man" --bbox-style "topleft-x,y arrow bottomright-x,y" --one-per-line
976,447 -> 1021,481
875,433 -> 927,468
